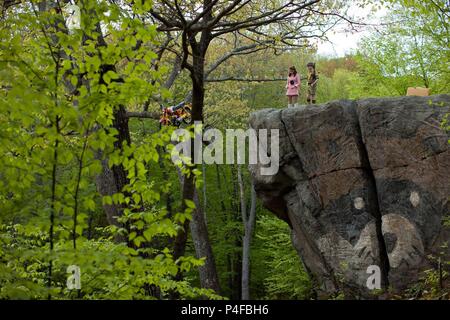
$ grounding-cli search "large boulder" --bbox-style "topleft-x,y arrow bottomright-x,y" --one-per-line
249,95 -> 450,298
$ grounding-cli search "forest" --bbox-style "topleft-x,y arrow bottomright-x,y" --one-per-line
0,0 -> 449,301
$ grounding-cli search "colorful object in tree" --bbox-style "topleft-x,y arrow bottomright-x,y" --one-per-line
160,101 -> 192,127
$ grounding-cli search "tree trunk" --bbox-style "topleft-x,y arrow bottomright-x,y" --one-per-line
94,106 -> 131,243
233,239 -> 242,299
202,162 -> 207,226
230,165 -> 242,299
171,36 -> 220,293
174,165 -> 221,294
239,164 -> 256,300
215,164 -> 227,212
110,106 -> 131,189
95,96 -> 131,228
192,189 -> 221,293
95,157 -> 121,226
190,50 -> 205,122
173,174 -> 195,261
80,17 -> 132,230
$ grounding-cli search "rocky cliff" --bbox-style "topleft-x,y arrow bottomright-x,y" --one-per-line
249,95 -> 450,298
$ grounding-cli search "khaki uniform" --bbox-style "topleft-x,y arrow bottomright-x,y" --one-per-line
307,72 -> 319,101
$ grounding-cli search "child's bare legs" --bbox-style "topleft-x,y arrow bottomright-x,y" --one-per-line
292,95 -> 298,107
288,95 -> 298,108
307,85 -> 317,104
308,94 -> 316,104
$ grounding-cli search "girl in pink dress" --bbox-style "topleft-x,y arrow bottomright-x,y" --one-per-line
286,66 -> 300,108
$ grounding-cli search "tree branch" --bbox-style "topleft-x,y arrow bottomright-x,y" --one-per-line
126,111 -> 160,120
206,77 -> 285,83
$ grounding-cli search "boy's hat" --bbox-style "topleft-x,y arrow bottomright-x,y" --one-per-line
307,62 -> 315,67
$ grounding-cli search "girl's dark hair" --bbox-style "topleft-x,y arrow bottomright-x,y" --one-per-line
288,66 -> 297,76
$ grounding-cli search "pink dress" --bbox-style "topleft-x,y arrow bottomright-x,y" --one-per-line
286,74 -> 300,96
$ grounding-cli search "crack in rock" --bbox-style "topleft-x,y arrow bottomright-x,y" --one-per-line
249,94 -> 450,298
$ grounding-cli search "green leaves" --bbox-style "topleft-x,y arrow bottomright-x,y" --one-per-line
254,215 -> 313,299
353,0 -> 449,97
0,0 -> 210,300
185,199 -> 196,209
102,70 -> 119,84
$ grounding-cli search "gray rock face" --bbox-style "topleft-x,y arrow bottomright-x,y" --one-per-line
249,95 -> 450,298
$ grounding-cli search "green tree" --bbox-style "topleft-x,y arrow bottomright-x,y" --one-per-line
350,0 -> 449,98
253,215 -> 313,299
0,0 -> 216,299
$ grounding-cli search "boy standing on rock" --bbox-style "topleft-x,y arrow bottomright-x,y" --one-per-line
306,62 -> 319,104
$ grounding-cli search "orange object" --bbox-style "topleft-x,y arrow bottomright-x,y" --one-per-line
406,87 -> 430,96
159,103 -> 192,127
